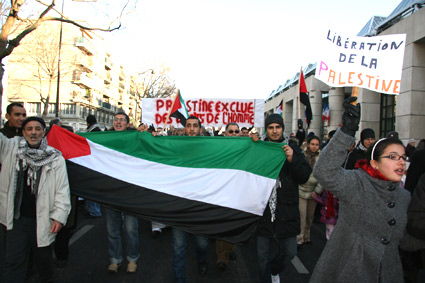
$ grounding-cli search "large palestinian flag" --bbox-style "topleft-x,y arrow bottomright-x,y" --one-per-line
47,125 -> 286,243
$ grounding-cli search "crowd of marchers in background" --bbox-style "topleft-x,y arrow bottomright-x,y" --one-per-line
2,100 -> 425,283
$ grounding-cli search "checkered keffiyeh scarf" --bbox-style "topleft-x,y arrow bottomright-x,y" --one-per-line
263,135 -> 289,222
15,137 -> 60,195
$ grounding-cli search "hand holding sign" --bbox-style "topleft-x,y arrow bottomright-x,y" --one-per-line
340,97 -> 361,137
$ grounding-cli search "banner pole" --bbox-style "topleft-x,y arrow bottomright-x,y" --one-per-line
162,89 -> 179,134
298,67 -> 302,119
351,86 -> 359,105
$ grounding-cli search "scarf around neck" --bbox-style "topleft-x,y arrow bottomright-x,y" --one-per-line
355,159 -> 389,181
304,148 -> 319,169
266,135 -> 289,222
15,137 -> 60,195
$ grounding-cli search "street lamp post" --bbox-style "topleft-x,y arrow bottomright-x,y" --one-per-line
55,0 -> 65,118
55,0 -> 98,118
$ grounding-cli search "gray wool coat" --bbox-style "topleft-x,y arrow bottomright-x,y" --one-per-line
310,129 -> 412,283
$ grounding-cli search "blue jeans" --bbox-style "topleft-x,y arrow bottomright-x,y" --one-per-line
105,209 -> 140,264
256,236 -> 297,283
172,228 -> 208,283
85,200 -> 102,217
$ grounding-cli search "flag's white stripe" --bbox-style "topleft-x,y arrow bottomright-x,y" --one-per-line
177,107 -> 188,119
70,140 -> 275,216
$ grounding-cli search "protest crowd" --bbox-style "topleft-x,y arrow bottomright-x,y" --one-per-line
2,98 -> 425,283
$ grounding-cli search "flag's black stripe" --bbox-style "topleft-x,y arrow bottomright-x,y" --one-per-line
170,111 -> 187,127
67,161 -> 259,243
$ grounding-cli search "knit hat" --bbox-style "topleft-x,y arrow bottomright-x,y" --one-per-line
265,114 -> 284,129
387,131 -> 399,139
360,128 -> 375,142
408,138 -> 415,144
22,117 -> 46,129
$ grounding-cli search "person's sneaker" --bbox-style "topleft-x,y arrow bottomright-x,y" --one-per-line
198,261 -> 208,274
127,262 -> 137,273
216,262 -> 227,271
271,274 -> 280,283
108,263 -> 121,273
57,259 -> 68,268
151,230 -> 161,239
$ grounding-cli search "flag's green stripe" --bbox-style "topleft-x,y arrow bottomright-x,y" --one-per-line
78,131 -> 285,179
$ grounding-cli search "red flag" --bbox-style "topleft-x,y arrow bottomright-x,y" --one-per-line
299,71 -> 312,127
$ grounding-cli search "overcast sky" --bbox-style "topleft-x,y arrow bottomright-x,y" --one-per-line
66,0 -> 403,99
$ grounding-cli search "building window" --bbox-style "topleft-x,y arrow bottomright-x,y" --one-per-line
48,103 -> 57,115
27,102 -> 41,115
380,93 -> 396,138
61,104 -> 76,115
321,93 -> 329,141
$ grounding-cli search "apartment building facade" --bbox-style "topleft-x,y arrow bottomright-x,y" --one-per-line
3,21 -> 139,131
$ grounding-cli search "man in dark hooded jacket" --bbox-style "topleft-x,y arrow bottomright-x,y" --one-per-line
343,128 -> 375,170
251,114 -> 311,283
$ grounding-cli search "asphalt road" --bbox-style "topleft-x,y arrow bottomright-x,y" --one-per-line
28,205 -> 327,283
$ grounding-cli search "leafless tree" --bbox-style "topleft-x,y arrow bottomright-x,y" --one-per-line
0,0 -> 136,118
11,24 -> 75,117
130,65 -> 176,123
136,65 -> 177,99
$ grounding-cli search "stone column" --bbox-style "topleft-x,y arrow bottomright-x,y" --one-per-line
308,89 -> 322,136
328,87 -> 344,131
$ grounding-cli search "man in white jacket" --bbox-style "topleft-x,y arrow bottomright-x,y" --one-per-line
0,117 -> 71,283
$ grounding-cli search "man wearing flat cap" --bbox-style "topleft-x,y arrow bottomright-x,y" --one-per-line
344,128 -> 375,170
251,114 -> 311,283
0,116 -> 71,283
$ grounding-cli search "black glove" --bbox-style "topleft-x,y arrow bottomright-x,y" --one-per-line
297,119 -> 303,130
340,97 -> 360,137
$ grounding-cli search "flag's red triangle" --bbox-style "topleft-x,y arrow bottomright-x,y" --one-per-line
47,125 -> 91,160
300,70 -> 308,94
170,91 -> 182,114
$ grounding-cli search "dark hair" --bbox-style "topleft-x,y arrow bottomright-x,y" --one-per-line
185,116 -> 201,127
328,130 -> 336,138
307,135 -> 320,144
241,127 -> 248,131
6,102 -> 24,114
416,139 -> 425,151
367,138 -> 404,163
225,123 -> 239,130
49,118 -> 62,128
86,114 -> 97,125
114,112 -> 129,123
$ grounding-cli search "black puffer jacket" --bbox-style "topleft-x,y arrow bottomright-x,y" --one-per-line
407,173 -> 425,240
343,143 -> 367,170
0,122 -> 22,138
256,139 -> 311,238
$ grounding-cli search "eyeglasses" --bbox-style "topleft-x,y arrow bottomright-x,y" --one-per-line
380,153 -> 408,162
114,118 -> 127,122
228,130 -> 240,134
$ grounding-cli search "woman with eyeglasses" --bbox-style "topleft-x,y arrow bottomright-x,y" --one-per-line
309,97 -> 425,283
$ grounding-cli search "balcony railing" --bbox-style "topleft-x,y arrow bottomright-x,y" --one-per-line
75,37 -> 94,55
72,71 -> 94,89
75,55 -> 93,72
102,102 -> 111,109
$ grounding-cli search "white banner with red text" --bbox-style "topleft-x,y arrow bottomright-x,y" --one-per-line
141,98 -> 265,127
315,29 -> 406,95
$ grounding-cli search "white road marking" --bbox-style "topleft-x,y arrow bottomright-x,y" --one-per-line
69,225 -> 94,246
291,255 -> 309,274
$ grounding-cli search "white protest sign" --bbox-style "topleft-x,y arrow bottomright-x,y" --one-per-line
142,98 -> 264,127
315,29 -> 406,94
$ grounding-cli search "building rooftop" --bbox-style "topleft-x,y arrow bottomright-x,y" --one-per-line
357,16 -> 387,37
265,0 -> 425,102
